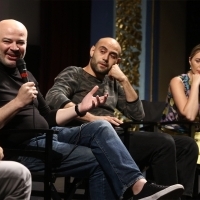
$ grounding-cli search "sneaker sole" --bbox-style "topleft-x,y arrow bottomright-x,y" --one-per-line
138,184 -> 184,200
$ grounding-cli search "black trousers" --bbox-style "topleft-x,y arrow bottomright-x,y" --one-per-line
119,131 -> 199,197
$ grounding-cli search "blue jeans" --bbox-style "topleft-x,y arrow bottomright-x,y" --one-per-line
19,120 -> 144,199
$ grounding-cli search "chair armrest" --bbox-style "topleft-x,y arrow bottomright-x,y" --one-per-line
116,121 -> 158,150
0,128 -> 57,200
0,129 -> 56,160
159,121 -> 199,126
0,128 -> 55,136
120,121 -> 157,129
0,128 -> 57,145
159,121 -> 200,137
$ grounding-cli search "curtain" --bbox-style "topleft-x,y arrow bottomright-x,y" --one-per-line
40,0 -> 91,95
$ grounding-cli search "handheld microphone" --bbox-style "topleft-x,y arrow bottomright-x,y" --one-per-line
16,59 -> 37,145
16,58 -> 29,83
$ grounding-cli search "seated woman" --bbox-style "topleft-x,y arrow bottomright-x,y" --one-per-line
161,44 -> 200,198
161,44 -> 200,137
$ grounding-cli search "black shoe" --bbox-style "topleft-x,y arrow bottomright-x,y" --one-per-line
132,182 -> 184,200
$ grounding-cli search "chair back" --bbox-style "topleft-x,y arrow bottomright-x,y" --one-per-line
142,100 -> 166,122
0,129 -> 54,200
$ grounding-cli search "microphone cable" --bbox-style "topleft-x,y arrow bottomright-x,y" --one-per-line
32,99 -> 39,151
63,123 -> 84,160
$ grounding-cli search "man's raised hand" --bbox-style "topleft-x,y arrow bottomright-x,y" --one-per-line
79,86 -> 108,113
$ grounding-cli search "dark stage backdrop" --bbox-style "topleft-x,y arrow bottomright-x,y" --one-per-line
186,0 -> 200,72
39,0 -> 91,96
24,45 -> 41,82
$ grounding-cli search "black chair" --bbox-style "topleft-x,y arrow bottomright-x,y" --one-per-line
0,128 -> 84,200
118,100 -> 200,199
159,120 -> 200,199
118,100 -> 166,150
0,129 -> 54,199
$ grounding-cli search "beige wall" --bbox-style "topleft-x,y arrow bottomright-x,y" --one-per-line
158,0 -> 186,101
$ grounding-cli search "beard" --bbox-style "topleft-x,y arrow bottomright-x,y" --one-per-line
90,57 -> 110,76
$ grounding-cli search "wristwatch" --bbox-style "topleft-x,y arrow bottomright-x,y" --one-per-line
75,104 -> 86,117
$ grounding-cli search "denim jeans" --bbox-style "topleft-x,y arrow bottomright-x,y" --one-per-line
19,120 -> 144,199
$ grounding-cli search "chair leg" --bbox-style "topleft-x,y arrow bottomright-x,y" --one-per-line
82,179 -> 90,199
192,165 -> 200,199
51,183 -> 62,200
44,131 -> 53,200
64,177 -> 86,200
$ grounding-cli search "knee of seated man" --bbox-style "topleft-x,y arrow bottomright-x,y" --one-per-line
90,119 -> 113,130
157,132 -> 176,148
11,162 -> 31,182
88,120 -> 118,137
175,135 -> 198,151
186,136 -> 199,155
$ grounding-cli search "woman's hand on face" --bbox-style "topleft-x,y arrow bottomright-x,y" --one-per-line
192,73 -> 200,86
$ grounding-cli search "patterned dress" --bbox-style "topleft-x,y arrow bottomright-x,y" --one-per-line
161,73 -> 200,134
